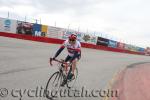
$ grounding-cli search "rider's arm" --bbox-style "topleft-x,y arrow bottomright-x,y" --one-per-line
53,45 -> 65,58
53,40 -> 67,59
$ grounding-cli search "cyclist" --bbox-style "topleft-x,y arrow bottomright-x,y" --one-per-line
51,33 -> 81,86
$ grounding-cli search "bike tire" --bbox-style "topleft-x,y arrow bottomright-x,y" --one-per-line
45,71 -> 63,100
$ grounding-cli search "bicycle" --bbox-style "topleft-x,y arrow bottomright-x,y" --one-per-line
45,58 -> 78,99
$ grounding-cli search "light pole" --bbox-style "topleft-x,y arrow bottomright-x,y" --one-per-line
7,11 -> 10,18
68,24 -> 70,31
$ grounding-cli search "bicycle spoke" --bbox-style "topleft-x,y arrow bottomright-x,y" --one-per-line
52,73 -> 58,86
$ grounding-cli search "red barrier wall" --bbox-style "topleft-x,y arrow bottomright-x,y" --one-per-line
0,32 -> 144,55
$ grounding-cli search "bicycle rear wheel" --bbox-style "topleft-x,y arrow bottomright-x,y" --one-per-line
45,71 -> 63,99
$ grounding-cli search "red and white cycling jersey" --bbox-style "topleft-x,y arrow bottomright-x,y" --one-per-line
61,39 -> 81,57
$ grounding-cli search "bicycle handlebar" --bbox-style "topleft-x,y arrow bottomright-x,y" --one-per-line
49,58 -> 71,74
49,58 -> 65,66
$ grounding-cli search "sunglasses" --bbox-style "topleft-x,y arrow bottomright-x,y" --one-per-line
69,39 -> 76,42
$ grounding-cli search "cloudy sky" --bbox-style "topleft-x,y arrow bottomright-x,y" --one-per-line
0,0 -> 150,47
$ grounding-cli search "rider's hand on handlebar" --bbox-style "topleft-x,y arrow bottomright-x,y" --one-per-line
52,57 -> 56,60
49,57 -> 55,66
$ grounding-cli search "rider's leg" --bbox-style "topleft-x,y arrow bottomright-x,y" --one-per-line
65,55 -> 72,62
71,55 -> 80,77
60,55 -> 72,86
71,54 -> 80,75
64,55 -> 71,72
72,59 -> 77,75
62,55 -> 71,68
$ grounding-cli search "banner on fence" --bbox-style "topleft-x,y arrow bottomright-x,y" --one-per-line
138,47 -> 145,52
96,37 -> 109,46
62,30 -> 83,42
32,24 -> 42,36
82,34 -> 97,44
117,42 -> 125,49
0,18 -> 17,33
108,40 -> 117,48
41,25 -> 48,37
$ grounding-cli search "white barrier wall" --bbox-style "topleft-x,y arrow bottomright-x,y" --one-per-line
0,17 -> 17,33
0,17 -> 145,53
0,17 -> 97,45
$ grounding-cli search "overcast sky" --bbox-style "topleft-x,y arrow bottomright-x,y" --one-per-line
0,0 -> 150,48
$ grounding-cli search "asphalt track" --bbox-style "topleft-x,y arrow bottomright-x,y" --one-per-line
109,62 -> 150,100
0,36 -> 150,100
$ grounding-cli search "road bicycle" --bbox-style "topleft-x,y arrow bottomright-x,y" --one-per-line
45,58 -> 78,99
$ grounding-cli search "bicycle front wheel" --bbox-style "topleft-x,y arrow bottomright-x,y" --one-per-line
45,71 -> 63,99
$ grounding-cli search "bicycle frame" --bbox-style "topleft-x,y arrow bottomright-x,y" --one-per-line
50,58 -> 71,75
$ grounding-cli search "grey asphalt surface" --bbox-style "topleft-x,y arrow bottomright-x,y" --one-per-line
0,36 -> 150,100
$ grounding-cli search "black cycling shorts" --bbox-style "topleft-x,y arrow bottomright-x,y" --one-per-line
64,54 -> 81,62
